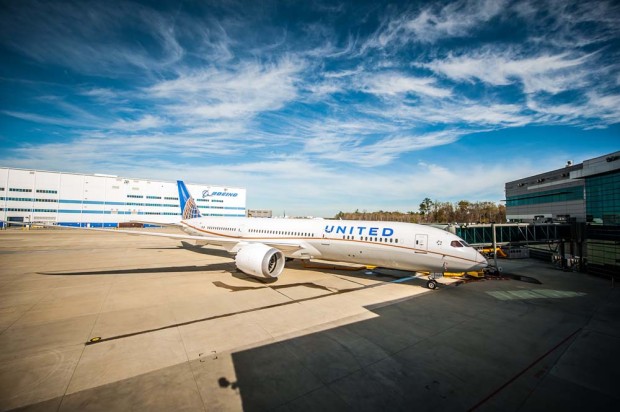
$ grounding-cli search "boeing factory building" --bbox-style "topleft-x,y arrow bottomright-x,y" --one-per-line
0,167 -> 246,227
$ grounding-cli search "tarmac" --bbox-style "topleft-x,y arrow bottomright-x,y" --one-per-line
0,228 -> 618,411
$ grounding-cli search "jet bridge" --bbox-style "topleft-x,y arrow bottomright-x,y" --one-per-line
454,223 -> 572,247
454,223 -> 584,271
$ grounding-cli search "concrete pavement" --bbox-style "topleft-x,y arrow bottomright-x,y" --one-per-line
0,228 -> 617,411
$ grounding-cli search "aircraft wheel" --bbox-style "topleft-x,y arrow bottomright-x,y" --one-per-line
427,280 -> 437,290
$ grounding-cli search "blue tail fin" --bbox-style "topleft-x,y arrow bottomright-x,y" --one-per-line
177,180 -> 202,219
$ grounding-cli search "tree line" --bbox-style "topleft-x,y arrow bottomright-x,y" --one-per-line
334,198 -> 506,224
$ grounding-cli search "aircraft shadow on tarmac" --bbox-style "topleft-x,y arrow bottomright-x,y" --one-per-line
179,241 -> 232,257
212,280 -> 340,293
37,242 -> 237,276
35,259 -> 399,282
137,242 -> 232,258
38,262 -> 236,276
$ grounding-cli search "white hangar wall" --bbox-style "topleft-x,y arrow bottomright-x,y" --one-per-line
0,167 -> 246,227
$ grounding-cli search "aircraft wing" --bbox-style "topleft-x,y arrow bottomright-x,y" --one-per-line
1,221 -> 226,243
128,220 -> 183,228
80,226 -> 303,253
262,242 -> 303,253
1,220 -> 303,254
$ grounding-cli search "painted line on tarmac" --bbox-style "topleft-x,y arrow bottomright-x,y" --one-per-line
467,327 -> 583,411
85,275 -> 424,346
389,276 -> 416,283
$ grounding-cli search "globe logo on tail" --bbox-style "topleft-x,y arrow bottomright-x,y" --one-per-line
183,197 -> 200,219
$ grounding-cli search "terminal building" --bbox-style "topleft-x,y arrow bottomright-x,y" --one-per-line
0,167 -> 246,227
505,161 -> 585,223
505,151 -> 620,277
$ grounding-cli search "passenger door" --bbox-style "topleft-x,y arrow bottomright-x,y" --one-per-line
415,234 -> 428,253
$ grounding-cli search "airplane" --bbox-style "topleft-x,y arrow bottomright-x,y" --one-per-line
4,181 -> 488,289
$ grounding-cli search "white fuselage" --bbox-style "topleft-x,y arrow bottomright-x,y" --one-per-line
179,217 -> 487,273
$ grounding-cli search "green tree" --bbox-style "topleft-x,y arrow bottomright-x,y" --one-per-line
419,197 -> 433,218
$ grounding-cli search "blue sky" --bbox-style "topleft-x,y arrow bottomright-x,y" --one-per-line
1,0 -> 619,217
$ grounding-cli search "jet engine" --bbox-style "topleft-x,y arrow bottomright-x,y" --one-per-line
235,243 -> 285,278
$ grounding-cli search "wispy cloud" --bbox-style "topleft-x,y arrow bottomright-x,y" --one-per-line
364,0 -> 508,49
2,111 -> 96,128
110,115 -> 168,131
401,0 -> 508,43
526,91 -> 620,126
515,0 -> 620,48
384,102 -> 533,128
362,73 -> 452,98
0,1 -> 184,76
79,87 -> 129,106
304,132 -> 461,166
422,51 -> 593,94
148,58 -> 305,122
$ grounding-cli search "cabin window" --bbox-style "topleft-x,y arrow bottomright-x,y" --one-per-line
451,240 -> 463,247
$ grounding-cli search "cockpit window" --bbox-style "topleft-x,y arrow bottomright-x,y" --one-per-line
450,240 -> 463,247
460,241 -> 470,247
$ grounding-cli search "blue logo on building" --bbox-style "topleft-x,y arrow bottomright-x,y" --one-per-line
202,189 -> 238,198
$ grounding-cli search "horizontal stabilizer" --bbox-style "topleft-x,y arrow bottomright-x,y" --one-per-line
129,220 -> 182,228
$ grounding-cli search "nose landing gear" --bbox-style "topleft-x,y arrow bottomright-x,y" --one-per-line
426,272 -> 442,290
426,261 -> 448,290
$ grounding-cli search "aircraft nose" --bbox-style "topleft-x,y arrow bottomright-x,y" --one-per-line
474,249 -> 488,269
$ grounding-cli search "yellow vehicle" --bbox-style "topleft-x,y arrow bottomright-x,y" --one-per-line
481,247 -> 507,258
